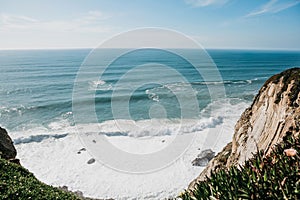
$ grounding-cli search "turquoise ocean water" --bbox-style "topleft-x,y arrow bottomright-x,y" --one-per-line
1,49 -> 300,136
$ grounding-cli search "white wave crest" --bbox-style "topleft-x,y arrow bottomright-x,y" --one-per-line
10,98 -> 250,199
88,80 -> 112,91
145,89 -> 160,102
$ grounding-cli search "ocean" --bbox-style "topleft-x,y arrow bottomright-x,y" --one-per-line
2,49 -> 300,131
1,49 -> 300,199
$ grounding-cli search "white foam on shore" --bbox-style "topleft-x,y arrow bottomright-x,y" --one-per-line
11,100 -> 249,199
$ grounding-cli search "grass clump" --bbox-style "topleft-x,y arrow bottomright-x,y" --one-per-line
179,133 -> 300,200
0,158 -> 80,200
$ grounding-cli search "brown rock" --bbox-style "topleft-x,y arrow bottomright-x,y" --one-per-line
189,68 -> 300,189
0,127 -> 17,160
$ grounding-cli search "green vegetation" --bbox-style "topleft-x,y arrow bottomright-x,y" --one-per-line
179,133 -> 300,200
0,158 -> 80,200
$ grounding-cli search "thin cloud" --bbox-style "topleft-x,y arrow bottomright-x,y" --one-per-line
0,11 -> 112,33
0,14 -> 39,30
185,0 -> 228,7
246,0 -> 300,17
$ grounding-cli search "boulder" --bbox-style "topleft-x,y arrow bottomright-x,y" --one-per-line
0,127 -> 17,160
191,149 -> 215,166
87,158 -> 95,164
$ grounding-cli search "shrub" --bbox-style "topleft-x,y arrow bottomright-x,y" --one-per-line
0,158 -> 79,199
179,133 -> 300,200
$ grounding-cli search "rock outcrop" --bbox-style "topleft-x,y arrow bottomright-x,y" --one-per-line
191,149 -> 215,166
189,68 -> 300,189
0,126 -> 17,160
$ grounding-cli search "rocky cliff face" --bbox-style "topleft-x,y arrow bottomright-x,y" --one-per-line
189,68 -> 300,189
0,126 -> 17,160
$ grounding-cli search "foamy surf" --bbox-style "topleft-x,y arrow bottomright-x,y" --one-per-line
8,100 -> 249,199
88,80 -> 113,91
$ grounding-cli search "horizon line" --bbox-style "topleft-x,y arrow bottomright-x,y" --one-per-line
0,47 -> 300,51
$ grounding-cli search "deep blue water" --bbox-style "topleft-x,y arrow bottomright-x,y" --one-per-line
1,49 -> 300,132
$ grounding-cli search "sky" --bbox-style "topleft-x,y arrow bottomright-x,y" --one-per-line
0,0 -> 299,50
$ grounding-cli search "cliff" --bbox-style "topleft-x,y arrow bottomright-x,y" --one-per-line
189,68 -> 300,189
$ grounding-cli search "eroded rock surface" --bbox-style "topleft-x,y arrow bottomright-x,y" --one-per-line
189,68 -> 300,189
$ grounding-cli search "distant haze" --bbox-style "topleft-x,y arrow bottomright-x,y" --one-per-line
0,0 -> 299,50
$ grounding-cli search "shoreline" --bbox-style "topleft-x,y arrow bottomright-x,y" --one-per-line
12,105 -> 246,199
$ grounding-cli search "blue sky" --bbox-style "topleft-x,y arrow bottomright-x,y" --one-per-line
0,0 -> 299,49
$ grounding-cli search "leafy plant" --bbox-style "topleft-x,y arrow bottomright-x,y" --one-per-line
179,133 -> 300,200
0,158 -> 79,199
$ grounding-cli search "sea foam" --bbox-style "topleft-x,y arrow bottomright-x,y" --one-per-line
10,100 -> 249,199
